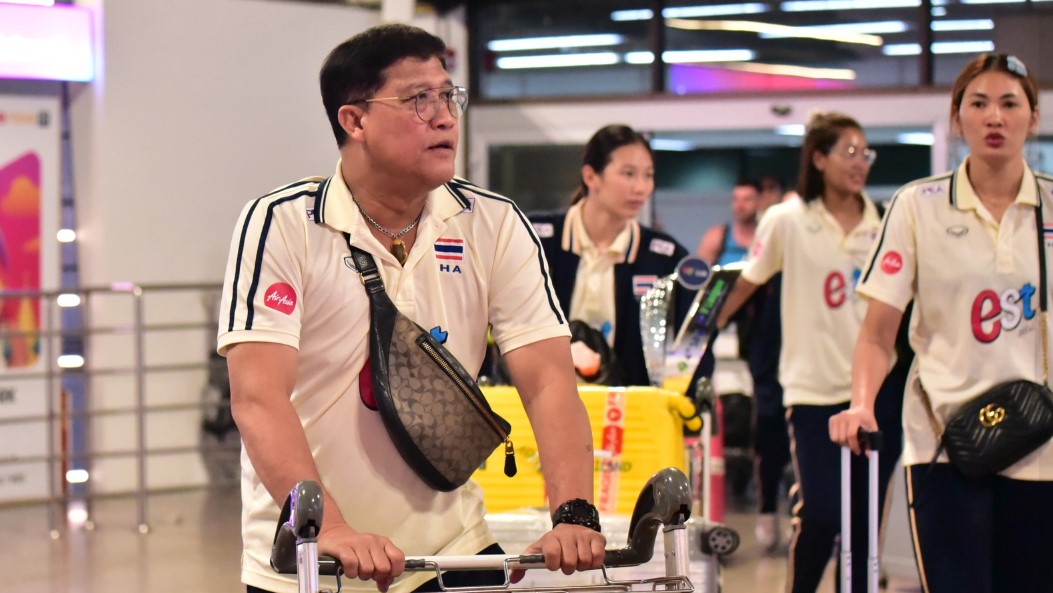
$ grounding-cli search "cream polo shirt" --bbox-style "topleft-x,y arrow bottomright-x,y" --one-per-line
217,163 -> 570,593
857,159 -> 1053,480
566,200 -> 637,346
742,194 -> 883,406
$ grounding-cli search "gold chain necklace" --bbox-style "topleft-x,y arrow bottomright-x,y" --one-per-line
352,196 -> 422,265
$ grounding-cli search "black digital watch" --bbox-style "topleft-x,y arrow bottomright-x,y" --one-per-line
552,498 -> 601,532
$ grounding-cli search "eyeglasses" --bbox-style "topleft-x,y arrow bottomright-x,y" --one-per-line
832,145 -> 878,165
348,86 -> 469,122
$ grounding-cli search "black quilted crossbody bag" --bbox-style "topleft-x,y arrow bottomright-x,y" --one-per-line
349,244 -> 516,492
919,191 -> 1053,479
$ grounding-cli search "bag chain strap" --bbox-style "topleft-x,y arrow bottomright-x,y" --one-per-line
918,180 -> 1049,440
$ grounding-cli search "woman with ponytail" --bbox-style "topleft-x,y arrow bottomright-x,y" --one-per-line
529,124 -> 692,386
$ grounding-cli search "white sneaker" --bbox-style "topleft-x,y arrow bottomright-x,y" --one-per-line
755,513 -> 778,551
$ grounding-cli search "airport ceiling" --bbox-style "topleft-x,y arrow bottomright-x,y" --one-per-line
277,0 -> 465,14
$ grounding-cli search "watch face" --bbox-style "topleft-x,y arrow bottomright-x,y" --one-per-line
553,499 -> 601,531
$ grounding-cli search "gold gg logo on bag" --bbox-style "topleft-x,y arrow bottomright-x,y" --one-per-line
979,404 -> 1007,428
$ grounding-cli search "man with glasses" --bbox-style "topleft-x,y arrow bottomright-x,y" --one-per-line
218,24 -> 605,593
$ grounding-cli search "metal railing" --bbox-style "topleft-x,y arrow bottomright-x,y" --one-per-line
0,283 -> 237,536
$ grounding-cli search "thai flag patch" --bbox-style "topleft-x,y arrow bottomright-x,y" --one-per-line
435,237 -> 464,262
1044,224 -> 1053,245
633,275 -> 658,296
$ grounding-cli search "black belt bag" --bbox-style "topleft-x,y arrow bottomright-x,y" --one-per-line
349,244 -> 516,492
919,191 -> 1053,479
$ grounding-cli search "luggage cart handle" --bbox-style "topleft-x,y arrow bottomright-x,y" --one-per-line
271,468 -> 692,576
296,547 -> 650,576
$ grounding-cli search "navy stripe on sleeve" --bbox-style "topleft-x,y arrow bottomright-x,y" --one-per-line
860,192 -> 902,285
225,180 -> 320,332
227,199 -> 262,332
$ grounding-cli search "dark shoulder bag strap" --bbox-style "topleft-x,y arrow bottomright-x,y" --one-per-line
346,236 -> 399,381
1035,185 -> 1048,384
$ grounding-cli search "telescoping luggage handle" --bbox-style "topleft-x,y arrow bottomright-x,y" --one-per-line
271,468 -> 695,592
840,428 -> 884,593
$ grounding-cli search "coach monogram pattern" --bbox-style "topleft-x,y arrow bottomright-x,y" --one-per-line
388,313 -> 505,486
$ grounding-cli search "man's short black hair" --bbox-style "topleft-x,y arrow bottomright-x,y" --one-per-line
320,24 -> 447,146
735,178 -> 762,193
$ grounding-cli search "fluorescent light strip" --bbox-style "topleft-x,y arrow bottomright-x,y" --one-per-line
782,0 -> 920,11
898,132 -> 935,145
651,139 -> 696,151
788,20 -> 907,34
625,49 -> 756,64
611,9 -> 654,21
961,0 -> 1022,3
0,0 -> 55,5
670,18 -> 884,45
611,3 -> 769,21
495,52 -> 620,69
487,34 -> 623,52
625,51 -> 656,64
882,40 -> 995,56
748,18 -> 990,36
776,124 -> 806,136
665,49 -> 756,63
931,19 -> 993,31
723,61 -> 857,79
883,44 -> 922,55
666,3 -> 769,17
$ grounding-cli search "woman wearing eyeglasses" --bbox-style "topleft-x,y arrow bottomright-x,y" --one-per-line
715,111 -> 904,593
830,54 -> 1053,593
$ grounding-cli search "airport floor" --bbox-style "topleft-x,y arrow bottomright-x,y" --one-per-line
0,484 -> 923,593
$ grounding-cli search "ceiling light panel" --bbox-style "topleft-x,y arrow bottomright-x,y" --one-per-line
882,40 -> 995,55
495,52 -> 620,69
611,3 -> 769,21
781,0 -> 921,11
931,19 -> 994,31
487,34 -> 624,52
624,50 -> 756,64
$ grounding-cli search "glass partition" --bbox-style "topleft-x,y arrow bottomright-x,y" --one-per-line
473,0 -> 655,99
486,126 -> 933,251
469,0 -> 1053,100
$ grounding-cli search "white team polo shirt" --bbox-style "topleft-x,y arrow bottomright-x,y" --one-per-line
857,159 -> 1053,480
217,162 -> 570,593
742,194 -> 883,406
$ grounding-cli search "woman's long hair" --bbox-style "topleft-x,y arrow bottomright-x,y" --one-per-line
795,111 -> 864,203
570,124 -> 654,205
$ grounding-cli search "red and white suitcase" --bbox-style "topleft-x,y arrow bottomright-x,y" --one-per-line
840,429 -> 883,593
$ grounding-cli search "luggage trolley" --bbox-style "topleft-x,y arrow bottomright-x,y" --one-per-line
271,468 -> 721,593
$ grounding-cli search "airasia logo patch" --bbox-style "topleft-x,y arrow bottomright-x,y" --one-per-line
880,251 -> 903,275
263,282 -> 297,314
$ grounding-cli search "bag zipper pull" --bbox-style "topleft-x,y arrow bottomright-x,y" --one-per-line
503,439 -> 517,477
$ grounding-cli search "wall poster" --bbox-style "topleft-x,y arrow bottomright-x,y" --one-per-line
0,93 -> 60,503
